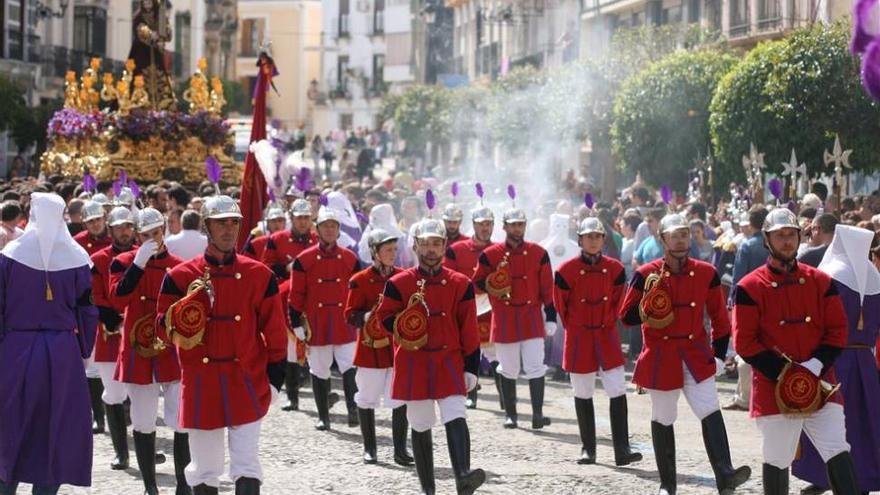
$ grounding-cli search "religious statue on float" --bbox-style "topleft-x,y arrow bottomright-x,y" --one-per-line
129,0 -> 177,110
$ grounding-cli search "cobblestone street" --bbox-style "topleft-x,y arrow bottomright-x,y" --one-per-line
44,373 -> 832,494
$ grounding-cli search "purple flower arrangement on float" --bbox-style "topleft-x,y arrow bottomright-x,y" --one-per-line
46,108 -> 231,146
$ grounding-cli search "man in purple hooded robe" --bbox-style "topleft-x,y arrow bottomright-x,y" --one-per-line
793,224 -> 880,494
0,192 -> 98,494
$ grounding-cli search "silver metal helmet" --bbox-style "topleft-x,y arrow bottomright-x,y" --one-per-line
107,206 -> 136,227
137,207 -> 165,233
659,214 -> 689,235
471,206 -> 495,223
367,228 -> 399,251
763,208 -> 800,233
413,218 -> 446,240
502,207 -> 527,224
201,195 -> 243,220
442,204 -> 464,222
115,187 -> 135,207
315,206 -> 339,226
289,199 -> 312,218
91,193 -> 110,206
577,217 -> 606,236
265,206 -> 286,221
82,200 -> 105,222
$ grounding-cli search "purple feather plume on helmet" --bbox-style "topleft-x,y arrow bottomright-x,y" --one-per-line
507,184 -> 516,200
129,181 -> 140,199
852,0 -> 880,54
82,172 -> 96,193
660,185 -> 673,204
319,193 -> 329,207
584,192 -> 594,209
863,40 -> 880,100
112,180 -> 122,197
119,169 -> 128,186
451,181 -> 459,198
268,188 -> 276,203
767,178 -> 783,199
426,189 -> 436,211
205,156 -> 222,184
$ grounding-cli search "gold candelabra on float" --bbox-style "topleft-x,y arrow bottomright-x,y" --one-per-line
100,59 -> 150,116
182,58 -> 226,116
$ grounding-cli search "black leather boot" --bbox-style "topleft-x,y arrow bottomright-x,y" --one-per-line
133,431 -> 160,495
358,408 -> 378,464
88,378 -> 105,434
105,403 -> 129,470
491,362 -> 504,411
445,418 -> 486,495
311,375 -> 331,431
609,396 -> 642,466
192,485 -> 219,495
282,362 -> 300,411
174,432 -> 193,495
826,451 -> 859,495
700,411 -> 751,493
651,421 -> 676,495
529,377 -> 551,429
392,405 -> 414,466
234,477 -> 260,495
500,377 -> 518,428
762,464 -> 789,495
574,398 -> 596,464
342,369 -> 359,427
411,429 -> 435,494
465,387 -> 478,409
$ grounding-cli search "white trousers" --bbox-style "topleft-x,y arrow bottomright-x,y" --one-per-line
95,362 -> 128,405
482,345 -> 497,363
307,343 -> 356,379
496,337 -> 546,380
84,351 -> 100,379
185,420 -> 263,487
286,339 -> 298,364
406,396 -> 467,433
570,365 -> 627,400
647,364 -> 720,426
126,381 -> 182,433
355,367 -> 402,410
756,403 -> 849,469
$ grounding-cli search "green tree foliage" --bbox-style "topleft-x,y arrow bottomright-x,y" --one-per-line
391,85 -> 451,155
710,21 -> 880,187
611,49 -> 737,189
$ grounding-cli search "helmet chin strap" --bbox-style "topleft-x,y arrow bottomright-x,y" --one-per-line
764,233 -> 799,270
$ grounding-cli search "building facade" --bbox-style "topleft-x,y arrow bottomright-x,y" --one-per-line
236,0 -> 323,131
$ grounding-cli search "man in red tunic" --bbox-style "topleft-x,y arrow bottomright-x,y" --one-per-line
290,206 -> 360,430
444,205 -> 499,410
732,208 -> 857,494
90,206 -> 138,471
79,200 -> 113,435
442,204 -> 469,245
157,195 -> 287,495
344,228 -> 413,466
553,217 -> 641,466
110,208 -> 187,495
375,218 -> 485,495
261,199 -> 318,412
619,213 -> 750,495
473,207 -> 556,430
242,205 -> 287,261
73,200 -> 112,256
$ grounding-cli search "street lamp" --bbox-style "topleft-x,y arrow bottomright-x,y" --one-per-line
35,0 -> 70,20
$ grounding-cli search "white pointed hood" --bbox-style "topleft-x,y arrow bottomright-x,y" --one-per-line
540,213 -> 579,271
818,224 -> 880,303
3,192 -> 92,271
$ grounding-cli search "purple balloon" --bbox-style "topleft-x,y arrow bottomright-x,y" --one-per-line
863,39 -> 880,100
852,0 -> 880,54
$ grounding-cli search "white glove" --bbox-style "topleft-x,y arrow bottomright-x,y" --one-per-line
363,311 -> 372,323
270,385 -> 280,405
800,358 -> 823,377
544,321 -> 558,337
464,372 -> 478,392
715,358 -> 726,377
133,240 -> 159,268
293,326 -> 306,341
